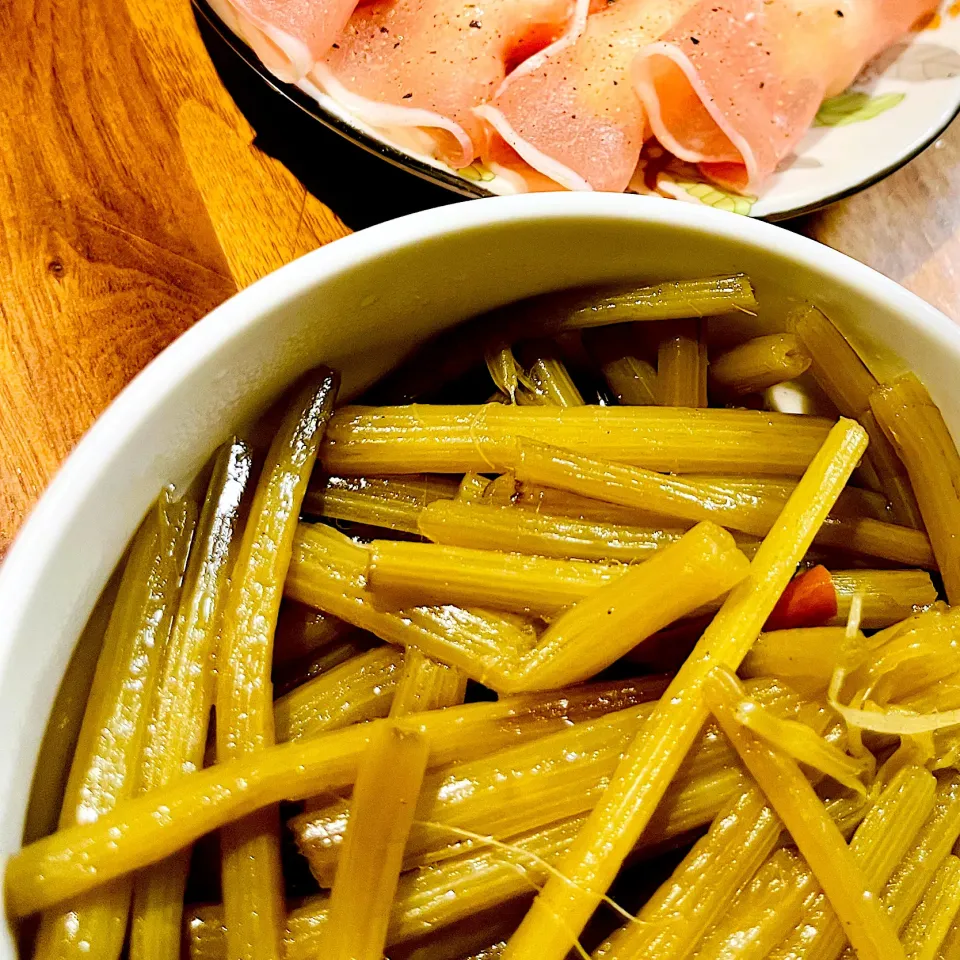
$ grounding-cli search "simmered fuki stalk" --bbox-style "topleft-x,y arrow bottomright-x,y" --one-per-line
320,404 -> 834,476
583,325 -> 658,405
692,849 -> 819,960
273,633 -> 376,699
389,648 -> 468,717
512,439 -> 934,568
871,373 -> 960,602
418,499 -> 691,563
498,419 -> 867,960
292,678 -> 801,885
368,536 -> 930,630
273,603 -> 355,665
303,473 -> 459,535
835,773 -> 960,960
705,668 -> 907,960
216,368 -> 338,960
273,646 -> 405,741
130,441 -> 253,960
367,277 -> 756,403
323,724 -> 430,960
285,523 -> 540,684
5,680 -> 671,917
791,303 -> 923,527
697,765 -> 934,960
901,857 -> 960,960
369,522 -> 749,691
32,491 -> 196,960
656,319 -> 705,407
187,794 -> 856,960
517,339 -> 585,406
709,334 -> 812,397
592,787 -> 783,960
558,275 -> 758,328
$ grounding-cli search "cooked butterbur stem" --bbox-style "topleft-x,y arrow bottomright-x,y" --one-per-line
871,373 -> 960,602
320,404 -> 834,476
274,646 -> 404,741
761,766 -> 939,959
389,648 -> 467,717
514,438 -> 934,568
364,541 -> 642,616
858,409 -> 925,528
593,787 -> 782,960
740,627 -> 850,695
32,491 -> 196,960
837,773 -> 960,959
458,472 -> 492,502
419,498 -> 688,562
692,848 -> 818,960
657,319 -> 705,407
791,303 -> 922,527
514,482 -> 671,527
499,418 -> 868,960
486,343 -> 524,401
189,795 -> 862,960
323,724 -> 430,960
482,471 -> 519,506
936,911 -> 960,960
520,339 -> 586,406
273,633 -> 377,698
560,275 -> 758,328
710,333 -> 812,397
303,473 -> 458,534
294,679 -> 800,884
130,441 -> 252,960
273,603 -> 355,665
505,522 -> 750,690
704,667 -> 907,960
901,856 -> 960,960
386,906 -> 528,960
371,523 -> 749,692
829,569 -> 937,627
216,368 -> 338,960
7,679 -> 672,918
583,324 -> 658,405
286,523 -> 540,687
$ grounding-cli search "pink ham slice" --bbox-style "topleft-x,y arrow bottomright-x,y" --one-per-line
477,0 -> 934,194
633,0 -> 937,193
206,0 -> 362,82
476,0 -> 696,192
312,0 -> 587,168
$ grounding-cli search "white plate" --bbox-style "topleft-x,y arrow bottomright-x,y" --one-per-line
199,1 -> 960,219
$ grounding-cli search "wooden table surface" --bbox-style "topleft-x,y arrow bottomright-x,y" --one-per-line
2,0 -> 959,557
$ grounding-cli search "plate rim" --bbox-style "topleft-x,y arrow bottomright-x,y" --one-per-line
195,0 -> 960,220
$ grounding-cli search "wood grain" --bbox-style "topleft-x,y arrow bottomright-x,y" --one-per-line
0,0 -> 347,555
0,0 -> 958,555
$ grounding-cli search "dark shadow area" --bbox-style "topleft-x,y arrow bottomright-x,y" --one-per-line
193,8 -> 461,231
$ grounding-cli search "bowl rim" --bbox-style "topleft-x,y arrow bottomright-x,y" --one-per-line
2,194 -> 959,899
2,192 -> 958,632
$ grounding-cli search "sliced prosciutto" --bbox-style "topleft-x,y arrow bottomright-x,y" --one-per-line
476,0 -> 696,192
633,0 -> 937,193
477,0 -> 935,194
205,0 -> 360,82
311,0 -> 587,168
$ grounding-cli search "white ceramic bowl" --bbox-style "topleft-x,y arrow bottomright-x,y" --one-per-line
2,193 -> 959,953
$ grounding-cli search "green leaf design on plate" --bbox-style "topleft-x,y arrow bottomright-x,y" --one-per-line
672,180 -> 757,216
459,163 -> 496,183
814,91 -> 906,127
